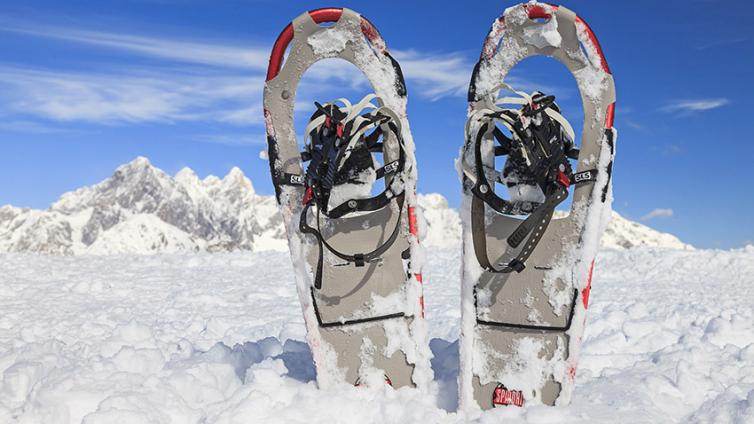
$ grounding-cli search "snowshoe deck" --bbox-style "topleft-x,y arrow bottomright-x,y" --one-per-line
263,8 -> 430,390
459,3 -> 616,409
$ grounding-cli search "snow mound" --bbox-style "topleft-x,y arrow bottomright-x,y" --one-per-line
601,211 -> 693,250
418,194 -> 462,248
0,247 -> 752,422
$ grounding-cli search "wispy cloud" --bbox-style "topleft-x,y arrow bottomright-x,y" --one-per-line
393,50 -> 470,99
641,208 -> 674,221
0,66 -> 265,125
192,134 -> 266,146
0,120 -> 85,134
623,118 -> 646,131
661,98 -> 729,114
0,23 -> 269,70
696,36 -> 748,51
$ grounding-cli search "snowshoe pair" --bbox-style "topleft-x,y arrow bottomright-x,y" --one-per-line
262,3 -> 616,409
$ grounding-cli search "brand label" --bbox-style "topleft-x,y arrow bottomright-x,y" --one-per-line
383,161 -> 399,174
492,384 -> 524,407
574,170 -> 593,183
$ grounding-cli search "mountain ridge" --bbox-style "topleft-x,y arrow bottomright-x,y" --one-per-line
0,157 -> 692,255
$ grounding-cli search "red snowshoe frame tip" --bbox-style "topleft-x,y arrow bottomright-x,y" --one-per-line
266,8 -> 386,81
479,2 -> 615,128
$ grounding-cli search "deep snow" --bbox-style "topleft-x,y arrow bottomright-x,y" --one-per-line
1,247 -> 753,423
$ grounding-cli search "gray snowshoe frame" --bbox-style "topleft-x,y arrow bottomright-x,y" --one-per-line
460,3 -> 616,409
263,8 -> 428,390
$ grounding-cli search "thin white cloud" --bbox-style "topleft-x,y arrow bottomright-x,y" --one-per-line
696,36 -> 748,51
0,23 -> 269,70
661,98 -> 729,113
0,66 -> 265,125
192,134 -> 267,146
393,50 -> 470,99
0,120 -> 84,134
641,208 -> 674,221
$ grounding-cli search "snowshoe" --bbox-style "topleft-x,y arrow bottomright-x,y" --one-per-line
263,8 -> 430,390
458,3 -> 616,409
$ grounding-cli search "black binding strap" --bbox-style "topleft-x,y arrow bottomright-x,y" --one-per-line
320,120 -> 405,219
297,100 -> 409,291
601,128 -> 615,203
311,288 -> 406,327
467,110 -> 597,274
300,192 -> 406,290
474,288 -> 578,332
472,185 -> 567,274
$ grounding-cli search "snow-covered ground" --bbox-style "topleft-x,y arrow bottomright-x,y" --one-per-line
1,247 -> 753,423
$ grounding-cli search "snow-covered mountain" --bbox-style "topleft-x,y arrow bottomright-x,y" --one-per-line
0,158 -> 691,255
0,157 -> 284,255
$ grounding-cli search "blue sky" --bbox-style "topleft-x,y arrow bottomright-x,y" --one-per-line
0,0 -> 752,248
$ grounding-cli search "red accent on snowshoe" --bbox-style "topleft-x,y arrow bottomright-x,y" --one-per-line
480,4 -> 612,76
575,15 -> 611,74
360,17 -> 387,54
605,102 -> 615,128
308,8 -> 343,24
336,122 -> 344,138
266,8 -> 344,81
525,3 -> 553,20
355,375 -> 393,387
303,187 -> 314,205
324,116 -> 331,129
568,365 -> 577,380
557,170 -> 571,188
492,384 -> 525,407
268,8 -> 391,81
582,259 -> 594,308
266,23 -> 294,81
407,206 -> 424,318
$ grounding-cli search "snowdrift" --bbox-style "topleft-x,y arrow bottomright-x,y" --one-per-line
1,247 -> 752,422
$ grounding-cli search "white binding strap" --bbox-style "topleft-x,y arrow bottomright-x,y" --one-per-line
300,93 -> 403,173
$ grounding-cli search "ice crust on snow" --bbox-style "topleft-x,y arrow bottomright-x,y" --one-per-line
1,247 -> 753,422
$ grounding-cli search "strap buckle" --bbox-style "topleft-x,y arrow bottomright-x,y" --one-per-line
556,170 -> 571,188
303,187 -> 314,205
507,259 -> 526,273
